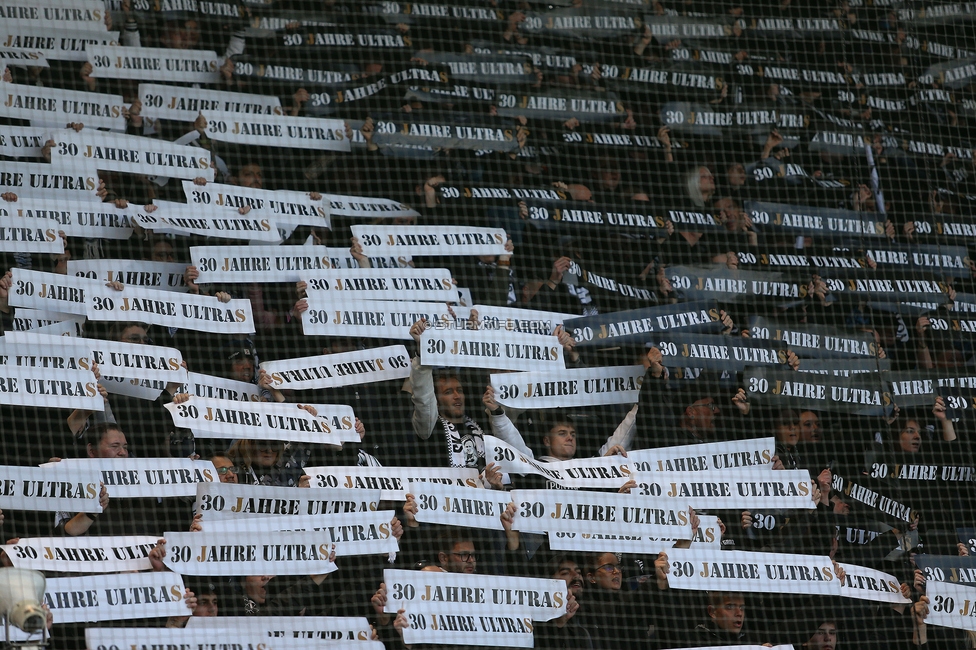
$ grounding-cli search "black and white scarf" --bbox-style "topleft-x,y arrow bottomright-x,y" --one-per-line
440,416 -> 485,468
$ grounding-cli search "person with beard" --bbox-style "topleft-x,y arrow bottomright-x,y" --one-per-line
534,555 -> 591,650
408,318 -> 487,469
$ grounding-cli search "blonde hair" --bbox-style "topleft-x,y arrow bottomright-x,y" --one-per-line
686,166 -> 707,208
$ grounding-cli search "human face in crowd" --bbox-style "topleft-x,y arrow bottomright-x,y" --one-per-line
684,398 -> 720,432
709,594 -> 746,632
598,166 -> 621,191
776,420 -> 799,446
161,19 -> 200,50
151,241 -> 175,262
727,163 -> 747,187
230,355 -> 255,383
254,443 -> 279,468
807,622 -> 837,650
588,553 -> 622,591
89,429 -> 129,458
544,423 -> 577,461
554,560 -> 584,598
899,420 -> 922,452
211,456 -> 238,484
435,377 -> 465,422
698,166 -> 715,195
236,164 -> 263,189
244,575 -> 272,604
194,593 -> 218,617
800,411 -> 822,442
120,325 -> 151,345
440,542 -> 477,574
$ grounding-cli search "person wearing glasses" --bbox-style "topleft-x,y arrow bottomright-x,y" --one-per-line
437,532 -> 478,575
210,454 -> 239,484
577,552 -> 654,650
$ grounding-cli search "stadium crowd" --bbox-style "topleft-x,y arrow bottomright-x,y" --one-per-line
1,0 -> 976,648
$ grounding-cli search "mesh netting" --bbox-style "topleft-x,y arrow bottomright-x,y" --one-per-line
1,0 -> 976,648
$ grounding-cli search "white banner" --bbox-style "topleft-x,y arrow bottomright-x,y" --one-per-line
473,305 -> 574,335
628,438 -> 776,472
4,331 -> 186,383
186,371 -> 261,402
2,196 -> 135,239
261,345 -> 411,392
421,329 -> 563,372
303,466 -> 480,501
0,160 -> 99,198
190,511 -> 398,558
0,465 -> 101,512
162,530 -> 338,576
45,572 -> 187,624
186,616 -> 373,642
925,580 -> 976,631
547,530 -> 674,555
325,193 -> 419,219
510,489 -> 691,538
839,562 -> 911,604
0,365 -> 101,410
409,483 -> 510,531
192,245 -> 343,284
46,459 -> 216,499
401,610 -> 533,648
0,0 -> 107,30
181,181 -> 329,228
85,284 -> 255,334
632,469 -> 816,510
322,193 -> 420,218
202,110 -> 349,151
8,269 -> 98,315
194,482 -> 381,521
664,548 -> 841,596
0,27 -> 118,62
303,268 -> 458,302
485,436 -> 632,490
68,259 -> 187,292
30,319 -> 79,336
101,375 -> 169,401
303,299 -> 458,339
0,216 -> 63,252
88,46 -> 222,83
140,84 -> 282,124
2,536 -> 156,573
165,397 -> 356,443
0,336 -> 92,376
490,365 -> 643,409
133,202 -> 278,242
383,568 -> 565,620
0,49 -> 49,69
0,125 -> 46,158
352,225 -> 508,256
548,514 -> 719,553
86,628 -> 373,650
50,130 -> 213,181
8,308 -> 83,333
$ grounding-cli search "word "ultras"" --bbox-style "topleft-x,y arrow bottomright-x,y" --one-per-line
82,145 -> 209,170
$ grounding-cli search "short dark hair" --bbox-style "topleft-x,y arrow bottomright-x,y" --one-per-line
436,529 -> 473,557
85,423 -> 125,450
